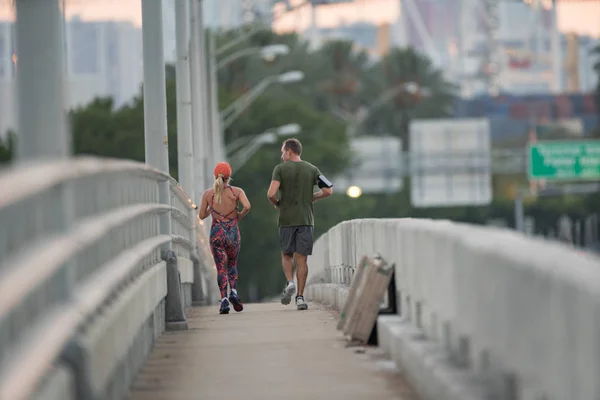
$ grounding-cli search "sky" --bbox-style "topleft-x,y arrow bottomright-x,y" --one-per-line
0,0 -> 598,37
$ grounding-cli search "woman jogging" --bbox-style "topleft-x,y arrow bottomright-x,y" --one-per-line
199,162 -> 251,314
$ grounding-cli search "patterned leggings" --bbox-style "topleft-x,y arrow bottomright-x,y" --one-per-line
209,219 -> 240,299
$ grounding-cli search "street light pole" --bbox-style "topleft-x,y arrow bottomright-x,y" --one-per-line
221,77 -> 274,129
216,45 -> 290,70
174,0 -> 195,197
220,71 -> 304,130
142,0 -> 172,245
347,83 -> 430,137
228,123 -> 301,170
142,0 -> 170,174
15,0 -> 68,161
215,0 -> 310,57
208,30 -> 224,165
197,3 -> 214,176
190,0 -> 208,203
208,42 -> 291,167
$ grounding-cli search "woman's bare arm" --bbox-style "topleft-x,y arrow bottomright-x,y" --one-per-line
198,190 -> 210,220
237,188 -> 251,221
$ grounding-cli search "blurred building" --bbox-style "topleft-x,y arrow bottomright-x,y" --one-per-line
203,0 -> 275,30
66,17 -> 143,109
454,92 -> 598,143
299,0 -> 597,99
0,17 -> 142,138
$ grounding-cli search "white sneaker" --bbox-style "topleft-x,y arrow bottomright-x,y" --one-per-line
295,295 -> 308,310
280,281 -> 296,305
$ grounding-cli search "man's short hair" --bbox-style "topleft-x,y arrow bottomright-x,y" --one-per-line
283,138 -> 302,155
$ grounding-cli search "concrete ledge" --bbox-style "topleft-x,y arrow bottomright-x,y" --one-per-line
377,315 -> 487,400
178,257 -> 194,284
181,283 -> 192,307
309,218 -> 600,399
101,300 -> 165,400
309,283 -> 489,400
166,321 -> 189,331
32,365 -> 76,400
305,283 -> 349,311
76,263 -> 168,399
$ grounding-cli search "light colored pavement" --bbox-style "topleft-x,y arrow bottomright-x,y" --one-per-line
128,302 -> 420,400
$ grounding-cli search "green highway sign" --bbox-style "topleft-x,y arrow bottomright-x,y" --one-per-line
528,140 -> 600,181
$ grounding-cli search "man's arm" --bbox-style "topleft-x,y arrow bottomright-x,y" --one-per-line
267,180 -> 280,208
268,165 -> 281,208
312,187 -> 333,202
312,169 -> 333,202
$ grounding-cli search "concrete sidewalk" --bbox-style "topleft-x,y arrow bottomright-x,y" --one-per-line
128,302 -> 419,400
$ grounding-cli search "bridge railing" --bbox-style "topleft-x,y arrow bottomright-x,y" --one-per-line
0,157 -> 217,400
307,218 -> 600,400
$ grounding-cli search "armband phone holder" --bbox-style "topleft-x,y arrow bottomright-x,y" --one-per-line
317,175 -> 333,189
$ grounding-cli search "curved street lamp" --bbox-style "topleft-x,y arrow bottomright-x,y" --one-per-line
346,82 -> 431,137
217,44 -> 290,70
229,123 -> 302,170
215,1 -> 310,57
220,71 -> 305,130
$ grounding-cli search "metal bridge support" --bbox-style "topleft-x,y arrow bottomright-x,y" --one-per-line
164,250 -> 189,331
15,0 -> 69,161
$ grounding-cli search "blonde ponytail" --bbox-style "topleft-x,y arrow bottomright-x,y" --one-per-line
213,174 -> 225,203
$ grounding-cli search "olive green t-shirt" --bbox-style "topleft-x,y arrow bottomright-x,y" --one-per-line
272,160 -> 322,227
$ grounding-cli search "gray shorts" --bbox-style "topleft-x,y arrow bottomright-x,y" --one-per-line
278,226 -> 314,256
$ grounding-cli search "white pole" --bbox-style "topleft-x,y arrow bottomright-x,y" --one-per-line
196,1 -> 214,235
197,2 -> 214,174
142,0 -> 172,242
396,0 -> 408,48
15,0 -> 68,161
175,0 -> 195,197
142,0 -> 170,173
208,31 -> 225,163
190,0 -> 208,202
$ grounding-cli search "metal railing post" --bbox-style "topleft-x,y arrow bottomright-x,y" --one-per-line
190,0 -> 208,204
142,0 -> 172,243
189,205 -> 206,305
15,0 -> 76,292
142,0 -> 187,330
175,0 -> 196,199
15,0 -> 69,161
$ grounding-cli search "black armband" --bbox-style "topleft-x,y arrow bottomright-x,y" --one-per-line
317,174 -> 333,189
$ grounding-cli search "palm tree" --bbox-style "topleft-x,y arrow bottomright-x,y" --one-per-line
310,40 -> 372,112
360,47 -> 457,148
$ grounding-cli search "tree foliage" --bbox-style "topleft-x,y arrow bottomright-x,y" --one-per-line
0,131 -> 15,165
69,71 -> 180,178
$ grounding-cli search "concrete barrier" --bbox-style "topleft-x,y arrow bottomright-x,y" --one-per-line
306,218 -> 600,400
0,158 -> 220,400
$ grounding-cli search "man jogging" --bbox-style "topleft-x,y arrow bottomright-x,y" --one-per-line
267,138 -> 333,310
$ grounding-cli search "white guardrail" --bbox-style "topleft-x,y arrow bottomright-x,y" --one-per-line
306,218 -> 600,400
0,157 -> 218,400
